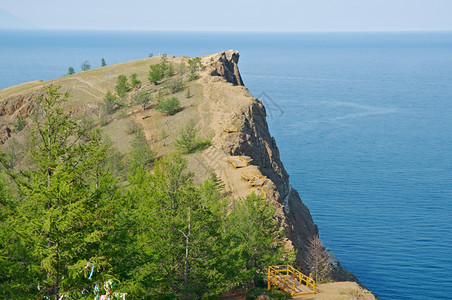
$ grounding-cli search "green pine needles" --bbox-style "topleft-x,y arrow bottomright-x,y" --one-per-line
0,86 -> 121,299
155,96 -> 181,115
175,121 -> 211,154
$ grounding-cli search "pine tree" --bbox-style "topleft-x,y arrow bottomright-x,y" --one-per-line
126,156 -> 232,298
305,235 -> 332,283
148,64 -> 163,85
132,90 -> 152,110
81,60 -> 91,71
187,57 -> 202,81
3,86 -> 121,299
128,129 -> 155,173
129,73 -> 141,89
228,193 -> 293,287
115,75 -> 130,98
0,173 -> 35,298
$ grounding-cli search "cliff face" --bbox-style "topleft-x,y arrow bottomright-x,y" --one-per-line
227,102 -> 319,256
203,50 -> 357,281
210,51 -> 244,86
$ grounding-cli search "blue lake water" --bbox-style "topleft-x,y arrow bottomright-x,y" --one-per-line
1,30 -> 451,299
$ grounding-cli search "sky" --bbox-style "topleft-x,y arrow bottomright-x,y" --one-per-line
1,0 -> 452,31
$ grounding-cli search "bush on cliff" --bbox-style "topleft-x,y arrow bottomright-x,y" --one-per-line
175,121 -> 211,154
155,96 -> 181,115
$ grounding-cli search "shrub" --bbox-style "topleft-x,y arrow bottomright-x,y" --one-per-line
149,64 -> 163,85
104,90 -> 123,114
81,60 -> 91,71
187,57 -> 203,81
160,54 -> 172,76
175,121 -> 211,154
67,67 -> 75,75
148,55 -> 175,85
115,75 -> 131,98
155,97 -> 180,115
166,77 -> 184,94
164,62 -> 175,78
130,73 -> 142,89
12,115 -> 26,132
132,90 -> 154,110
127,121 -> 141,135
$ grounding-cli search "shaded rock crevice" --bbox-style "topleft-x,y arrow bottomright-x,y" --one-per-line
209,50 -> 244,86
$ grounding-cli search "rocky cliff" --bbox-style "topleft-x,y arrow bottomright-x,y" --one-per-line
197,50 -> 358,281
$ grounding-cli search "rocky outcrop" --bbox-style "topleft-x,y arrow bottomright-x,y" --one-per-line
209,51 -> 244,86
0,125 -> 12,144
0,91 -> 38,143
0,91 -> 37,117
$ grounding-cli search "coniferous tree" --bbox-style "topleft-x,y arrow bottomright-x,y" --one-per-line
115,75 -> 130,98
81,60 -> 91,71
155,96 -> 181,115
1,86 -> 122,299
103,90 -> 122,114
0,173 -> 35,298
0,86 -> 298,298
306,235 -> 332,283
126,156 -> 232,298
187,57 -> 202,81
228,193 -> 294,287
128,129 -> 155,173
132,90 -> 152,110
129,73 -> 141,89
148,64 -> 163,85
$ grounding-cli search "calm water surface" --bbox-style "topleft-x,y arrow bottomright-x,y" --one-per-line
1,30 -> 451,299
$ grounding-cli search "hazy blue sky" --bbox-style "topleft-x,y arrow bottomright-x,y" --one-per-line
1,0 -> 452,31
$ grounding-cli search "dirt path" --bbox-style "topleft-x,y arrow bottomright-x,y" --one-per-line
197,77 -> 259,198
294,282 -> 376,300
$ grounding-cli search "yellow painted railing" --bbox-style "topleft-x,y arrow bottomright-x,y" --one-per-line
268,265 -> 315,296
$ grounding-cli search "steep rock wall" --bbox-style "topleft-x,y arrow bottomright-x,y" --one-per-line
210,50 -> 357,281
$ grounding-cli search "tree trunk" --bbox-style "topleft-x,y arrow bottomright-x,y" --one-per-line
183,207 -> 191,299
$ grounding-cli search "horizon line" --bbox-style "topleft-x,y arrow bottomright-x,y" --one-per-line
2,28 -> 452,33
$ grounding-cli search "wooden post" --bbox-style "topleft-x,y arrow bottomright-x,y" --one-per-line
268,266 -> 271,290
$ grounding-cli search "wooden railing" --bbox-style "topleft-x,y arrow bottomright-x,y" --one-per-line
268,265 -> 315,296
